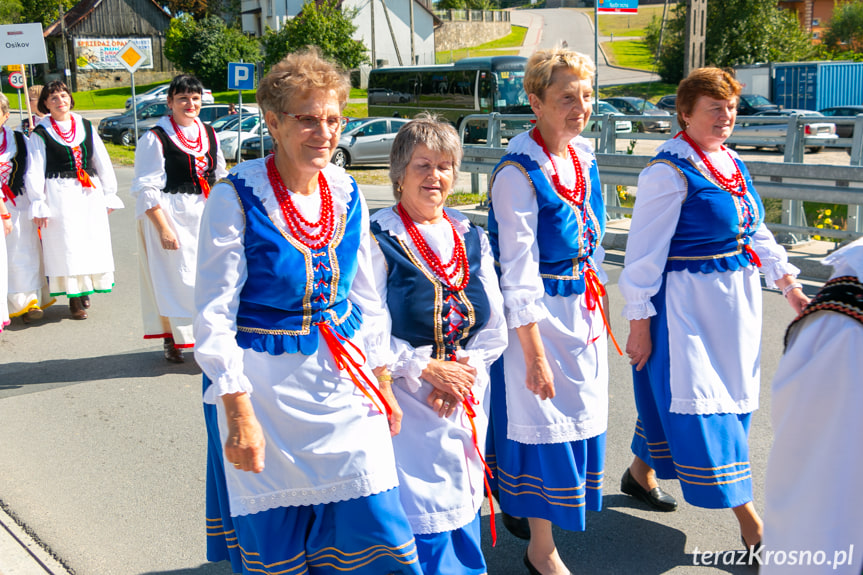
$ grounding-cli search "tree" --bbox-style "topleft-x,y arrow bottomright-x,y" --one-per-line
164,15 -> 261,90
17,0 -> 75,27
0,0 -> 22,24
645,0 -> 814,84
822,1 -> 863,54
261,0 -> 368,71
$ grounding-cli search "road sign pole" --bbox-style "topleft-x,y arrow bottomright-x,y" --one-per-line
237,90 -> 243,162
131,72 -> 138,146
16,89 -> 24,125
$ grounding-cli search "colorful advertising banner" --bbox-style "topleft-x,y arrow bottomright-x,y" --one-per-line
597,0 -> 639,14
74,38 -> 153,70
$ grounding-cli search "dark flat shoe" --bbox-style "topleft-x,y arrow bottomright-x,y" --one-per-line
502,511 -> 531,540
69,297 -> 88,320
523,551 -> 541,575
621,468 -> 678,512
80,294 -> 91,309
164,340 -> 185,363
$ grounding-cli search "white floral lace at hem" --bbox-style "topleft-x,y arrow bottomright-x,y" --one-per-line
408,503 -> 480,535
228,472 -> 398,516
507,417 -> 606,445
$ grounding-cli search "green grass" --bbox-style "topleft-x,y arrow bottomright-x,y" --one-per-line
603,39 -> 655,71
596,5 -> 664,37
436,26 -> 527,64
446,192 -> 485,206
105,142 -> 137,166
599,81 -> 677,103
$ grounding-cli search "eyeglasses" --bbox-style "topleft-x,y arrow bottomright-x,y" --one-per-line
282,113 -> 348,132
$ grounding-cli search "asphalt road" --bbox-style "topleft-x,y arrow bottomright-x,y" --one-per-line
0,164 -> 818,575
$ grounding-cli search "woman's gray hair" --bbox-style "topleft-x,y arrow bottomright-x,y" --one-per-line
0,93 -> 9,116
389,112 -> 462,199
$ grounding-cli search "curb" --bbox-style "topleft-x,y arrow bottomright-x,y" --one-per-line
0,504 -> 70,575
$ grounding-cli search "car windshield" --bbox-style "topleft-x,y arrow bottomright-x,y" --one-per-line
743,94 -> 773,107
596,102 -> 619,114
637,99 -> 658,111
344,119 -> 369,133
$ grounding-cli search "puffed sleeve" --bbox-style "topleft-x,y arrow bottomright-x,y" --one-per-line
194,180 -> 252,403
214,140 -> 228,180
455,228 -> 507,374
24,132 -> 50,219
618,162 -> 687,320
129,130 -> 166,218
348,191 -> 392,369
750,223 -> 800,288
492,164 -> 548,329
90,130 -> 123,210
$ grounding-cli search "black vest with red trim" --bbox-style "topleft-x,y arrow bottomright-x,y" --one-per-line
784,275 -> 863,349
33,119 -> 96,179
150,123 -> 218,195
4,130 -> 28,197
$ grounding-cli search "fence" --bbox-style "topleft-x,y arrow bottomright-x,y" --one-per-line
433,9 -> 511,22
457,112 -> 863,239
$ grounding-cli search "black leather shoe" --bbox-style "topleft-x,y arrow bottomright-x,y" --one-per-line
621,468 -> 678,511
163,339 -> 185,363
502,511 -> 531,540
80,294 -> 91,309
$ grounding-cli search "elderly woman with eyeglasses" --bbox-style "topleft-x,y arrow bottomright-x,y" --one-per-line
196,50 -> 422,575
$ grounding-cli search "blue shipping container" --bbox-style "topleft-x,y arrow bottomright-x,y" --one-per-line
772,62 -> 863,111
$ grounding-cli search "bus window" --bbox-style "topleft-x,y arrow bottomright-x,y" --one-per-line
495,70 -> 529,112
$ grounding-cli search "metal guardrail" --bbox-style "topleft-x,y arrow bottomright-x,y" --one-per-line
458,113 -> 863,240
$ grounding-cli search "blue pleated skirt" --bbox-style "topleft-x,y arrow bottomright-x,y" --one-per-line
629,276 -> 754,510
204,380 -> 422,575
485,359 -> 605,532
413,512 -> 487,575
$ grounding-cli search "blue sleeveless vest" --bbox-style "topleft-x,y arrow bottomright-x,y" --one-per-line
487,150 -> 605,297
227,170 -> 364,356
371,210 -> 491,361
650,150 -> 764,274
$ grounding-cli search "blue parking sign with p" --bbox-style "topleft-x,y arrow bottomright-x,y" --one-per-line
228,62 -> 256,91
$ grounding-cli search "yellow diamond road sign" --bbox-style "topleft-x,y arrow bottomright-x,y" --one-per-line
116,41 -> 145,73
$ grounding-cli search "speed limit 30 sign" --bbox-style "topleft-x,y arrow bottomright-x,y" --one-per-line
8,71 -> 24,89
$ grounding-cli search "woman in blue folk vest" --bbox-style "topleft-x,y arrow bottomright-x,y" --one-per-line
194,49 -> 422,575
618,67 -> 809,552
487,48 -> 614,575
131,74 -> 226,363
369,114 -> 507,574
25,81 -> 122,320
2,93 -> 53,327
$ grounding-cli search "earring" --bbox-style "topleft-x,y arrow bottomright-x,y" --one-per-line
397,183 -> 403,194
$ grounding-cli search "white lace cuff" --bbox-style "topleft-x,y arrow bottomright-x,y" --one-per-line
364,338 -> 394,371
134,188 -> 162,219
29,199 -> 51,219
621,300 -> 657,321
202,372 -> 254,404
505,300 -> 547,329
391,345 -> 433,392
104,193 -> 125,210
761,261 -> 801,289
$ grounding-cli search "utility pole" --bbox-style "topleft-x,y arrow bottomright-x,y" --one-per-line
58,1 -> 73,90
370,0 -> 376,66
409,0 -> 415,65
683,0 -> 707,77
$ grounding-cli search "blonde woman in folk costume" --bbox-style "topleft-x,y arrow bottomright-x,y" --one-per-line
25,81 -> 122,320
196,50 -> 422,575
486,48 -> 614,575
131,74 -> 227,363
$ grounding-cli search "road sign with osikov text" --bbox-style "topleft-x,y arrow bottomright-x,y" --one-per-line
0,23 -> 48,66
597,0 -> 638,13
115,41 -> 146,73
228,62 -> 256,91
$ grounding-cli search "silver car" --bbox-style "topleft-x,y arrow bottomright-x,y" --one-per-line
602,97 -> 672,133
730,110 -> 838,153
331,117 -> 411,168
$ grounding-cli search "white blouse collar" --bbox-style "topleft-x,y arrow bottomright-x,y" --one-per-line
372,205 -> 472,244
657,135 -> 742,163
230,158 -> 354,218
507,129 -> 596,173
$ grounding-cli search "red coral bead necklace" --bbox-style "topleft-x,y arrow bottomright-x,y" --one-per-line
266,155 -> 334,250
531,127 -> 586,205
679,130 -> 747,196
170,116 -> 203,154
396,202 -> 470,292
50,116 -> 76,144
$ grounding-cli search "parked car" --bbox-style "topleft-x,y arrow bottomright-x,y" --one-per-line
602,97 -> 672,133
218,114 -> 266,162
98,101 -> 170,146
197,104 -> 257,125
587,100 -> 633,134
125,84 -> 214,110
331,117 -> 411,167
655,94 -> 677,113
737,93 -> 779,116
817,105 -> 863,139
240,133 -> 273,161
730,109 -> 837,153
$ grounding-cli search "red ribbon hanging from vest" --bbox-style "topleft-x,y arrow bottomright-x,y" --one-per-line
460,388 -> 497,547
195,156 -> 210,198
584,268 -> 623,356
317,322 -> 393,419
72,146 -> 94,188
0,162 -> 15,207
